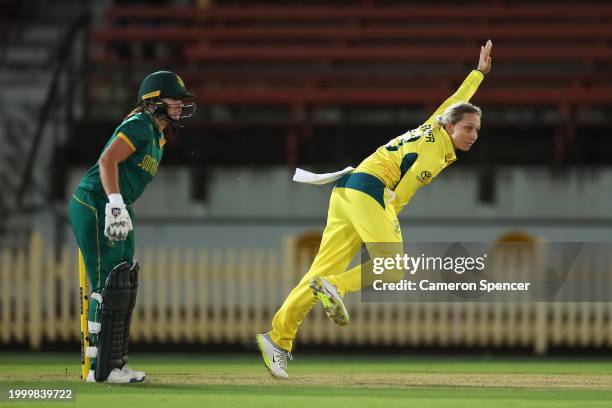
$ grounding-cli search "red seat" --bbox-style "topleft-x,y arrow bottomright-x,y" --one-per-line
91,25 -> 612,44
90,3 -> 612,165
184,45 -> 612,63
105,5 -> 612,23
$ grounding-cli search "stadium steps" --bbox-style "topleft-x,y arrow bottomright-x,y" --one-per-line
0,0 -> 86,242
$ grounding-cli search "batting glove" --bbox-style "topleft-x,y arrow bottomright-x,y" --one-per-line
104,194 -> 133,241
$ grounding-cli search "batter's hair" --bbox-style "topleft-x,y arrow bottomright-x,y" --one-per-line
124,106 -> 144,120
123,100 -> 176,140
437,102 -> 482,126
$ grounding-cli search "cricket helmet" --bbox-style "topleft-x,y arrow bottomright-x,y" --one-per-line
137,70 -> 194,103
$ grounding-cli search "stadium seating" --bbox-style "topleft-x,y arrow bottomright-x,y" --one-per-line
91,3 -> 612,106
88,2 -> 612,165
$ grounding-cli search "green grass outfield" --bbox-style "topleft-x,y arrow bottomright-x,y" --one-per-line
1,352 -> 612,407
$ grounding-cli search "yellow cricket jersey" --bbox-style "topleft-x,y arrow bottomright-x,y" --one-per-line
355,69 -> 484,213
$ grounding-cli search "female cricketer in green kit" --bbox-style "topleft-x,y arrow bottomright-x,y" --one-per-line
68,71 -> 195,383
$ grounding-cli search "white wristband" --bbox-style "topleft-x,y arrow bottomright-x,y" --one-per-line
108,193 -> 124,205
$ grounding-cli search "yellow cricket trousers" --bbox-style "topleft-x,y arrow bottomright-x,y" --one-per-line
270,172 -> 403,351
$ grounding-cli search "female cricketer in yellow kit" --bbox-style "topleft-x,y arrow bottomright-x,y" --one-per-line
257,41 -> 493,379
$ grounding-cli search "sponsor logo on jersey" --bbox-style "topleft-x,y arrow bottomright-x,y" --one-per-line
137,154 -> 159,177
416,170 -> 432,183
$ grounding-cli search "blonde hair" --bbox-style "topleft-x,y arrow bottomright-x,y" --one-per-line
437,102 -> 482,126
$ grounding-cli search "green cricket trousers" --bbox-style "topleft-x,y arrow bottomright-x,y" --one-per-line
68,187 -> 135,370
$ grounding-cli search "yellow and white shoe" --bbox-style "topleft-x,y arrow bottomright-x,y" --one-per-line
256,333 -> 292,380
310,277 -> 349,326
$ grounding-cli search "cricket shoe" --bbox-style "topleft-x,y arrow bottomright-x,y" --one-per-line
121,365 -> 146,382
87,366 -> 146,383
256,333 -> 292,380
309,277 -> 349,326
106,366 -> 145,383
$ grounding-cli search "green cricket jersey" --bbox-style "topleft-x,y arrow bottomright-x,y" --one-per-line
77,111 -> 165,205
